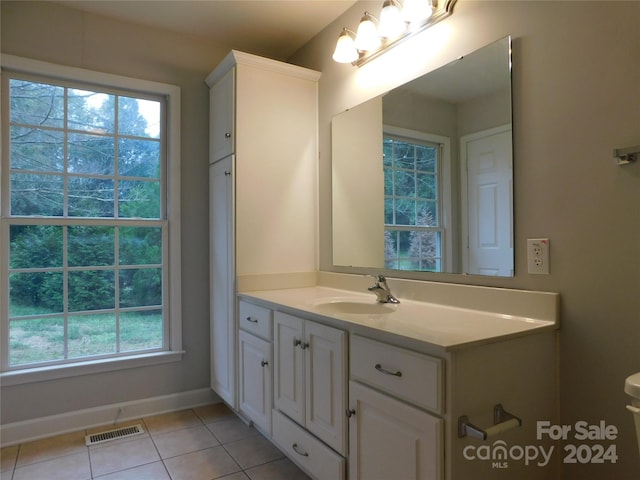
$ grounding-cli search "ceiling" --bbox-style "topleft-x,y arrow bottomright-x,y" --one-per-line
54,0 -> 356,60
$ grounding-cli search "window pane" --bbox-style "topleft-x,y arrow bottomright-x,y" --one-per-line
68,270 -> 115,312
68,313 -> 116,358
416,145 -> 437,172
416,201 -> 438,226
68,226 -> 115,267
394,199 -> 416,226
118,138 -> 160,178
118,180 -> 160,218
384,167 -> 393,196
384,198 -> 394,224
11,173 -> 63,216
9,272 -> 63,316
9,317 -> 65,366
394,142 -> 414,169
10,127 -> 64,171
397,230 -> 414,269
384,230 -> 398,269
10,79 -> 64,128
119,97 -> 161,139
119,227 -> 162,265
119,268 -> 162,308
68,89 -> 114,134
409,229 -> 437,264
120,310 -> 163,352
68,133 -> 114,175
68,177 -> 114,217
10,225 -> 63,269
416,172 -> 436,200
395,170 -> 415,198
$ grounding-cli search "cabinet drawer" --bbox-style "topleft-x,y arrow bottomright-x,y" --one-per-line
272,410 -> 345,480
350,335 -> 443,413
238,301 -> 272,340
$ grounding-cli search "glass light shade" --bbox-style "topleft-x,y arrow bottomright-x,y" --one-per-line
402,0 -> 433,25
354,13 -> 381,52
378,0 -> 407,39
332,29 -> 359,63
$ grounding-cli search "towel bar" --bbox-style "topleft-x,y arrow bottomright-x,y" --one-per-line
458,404 -> 522,440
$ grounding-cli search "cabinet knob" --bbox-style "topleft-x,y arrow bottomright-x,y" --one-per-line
260,360 -> 269,367
224,132 -> 231,138
224,170 -> 231,176
346,408 -> 356,418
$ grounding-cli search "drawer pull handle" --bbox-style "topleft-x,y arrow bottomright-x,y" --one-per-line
261,360 -> 269,367
245,316 -> 258,323
375,363 -> 402,377
292,443 -> 309,457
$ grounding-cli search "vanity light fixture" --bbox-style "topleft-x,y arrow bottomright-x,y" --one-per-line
332,0 -> 457,67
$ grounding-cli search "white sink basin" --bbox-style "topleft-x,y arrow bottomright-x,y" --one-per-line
313,299 -> 397,315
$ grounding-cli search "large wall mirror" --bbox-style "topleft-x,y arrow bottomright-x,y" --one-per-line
332,36 -> 513,277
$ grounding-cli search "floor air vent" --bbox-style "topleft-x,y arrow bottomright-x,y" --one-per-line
85,424 -> 145,446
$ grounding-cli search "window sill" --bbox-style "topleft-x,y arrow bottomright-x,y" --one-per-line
0,351 -> 185,387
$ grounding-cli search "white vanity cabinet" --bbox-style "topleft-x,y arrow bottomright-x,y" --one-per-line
209,156 -> 234,406
273,311 -> 348,456
237,301 -> 273,435
348,335 -> 444,480
206,51 -> 319,409
239,285 -> 559,480
209,67 -> 234,162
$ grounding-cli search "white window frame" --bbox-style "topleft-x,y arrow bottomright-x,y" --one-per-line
383,125 -> 453,272
0,55 -> 183,386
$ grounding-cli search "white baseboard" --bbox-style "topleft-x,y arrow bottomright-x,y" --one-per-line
0,388 -> 219,446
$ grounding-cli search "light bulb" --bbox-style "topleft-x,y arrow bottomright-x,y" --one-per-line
402,0 -> 433,27
378,0 -> 407,39
354,12 -> 381,52
332,29 -> 359,63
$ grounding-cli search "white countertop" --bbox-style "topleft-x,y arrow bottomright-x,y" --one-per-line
238,286 -> 558,351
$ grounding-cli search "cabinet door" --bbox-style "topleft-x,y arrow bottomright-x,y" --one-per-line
305,321 -> 347,455
238,330 -> 272,434
273,312 -> 305,424
349,381 -> 443,480
210,68 -> 234,162
209,156 -> 235,406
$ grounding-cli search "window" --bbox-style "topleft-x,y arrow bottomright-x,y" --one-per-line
383,132 -> 446,272
1,56 -> 182,381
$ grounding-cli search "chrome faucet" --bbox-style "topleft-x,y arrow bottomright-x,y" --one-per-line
368,275 -> 400,304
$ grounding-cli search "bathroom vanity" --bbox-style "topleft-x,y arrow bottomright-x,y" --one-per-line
236,276 -> 559,480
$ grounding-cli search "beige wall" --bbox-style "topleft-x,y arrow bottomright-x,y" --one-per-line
1,1 -> 228,423
291,1 -> 640,478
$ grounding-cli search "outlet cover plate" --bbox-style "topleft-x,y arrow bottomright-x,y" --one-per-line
527,238 -> 549,274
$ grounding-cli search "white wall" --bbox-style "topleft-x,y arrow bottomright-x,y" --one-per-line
290,1 -> 640,478
0,1 -> 227,424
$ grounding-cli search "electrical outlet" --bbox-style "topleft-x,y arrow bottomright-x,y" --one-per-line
527,238 -> 549,274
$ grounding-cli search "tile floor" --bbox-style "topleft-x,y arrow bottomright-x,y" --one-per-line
0,403 -> 311,480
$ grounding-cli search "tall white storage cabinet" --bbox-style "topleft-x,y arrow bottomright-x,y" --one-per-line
206,52 -> 320,409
